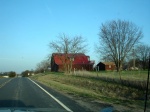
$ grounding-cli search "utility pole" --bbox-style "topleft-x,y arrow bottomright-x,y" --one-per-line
133,47 -> 135,69
144,53 -> 150,112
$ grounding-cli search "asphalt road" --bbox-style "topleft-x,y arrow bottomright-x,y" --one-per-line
0,77 -> 90,112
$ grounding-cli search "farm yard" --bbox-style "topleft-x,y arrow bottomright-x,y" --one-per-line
31,70 -> 150,112
0,1 -> 150,112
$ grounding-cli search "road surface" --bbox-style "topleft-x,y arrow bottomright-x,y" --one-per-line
0,77 -> 90,112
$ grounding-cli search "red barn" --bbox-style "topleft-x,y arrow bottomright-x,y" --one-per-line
51,53 -> 94,72
96,62 -> 116,71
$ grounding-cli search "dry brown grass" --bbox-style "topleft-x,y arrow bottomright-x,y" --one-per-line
31,70 -> 150,111
72,70 -> 148,81
70,70 -> 149,90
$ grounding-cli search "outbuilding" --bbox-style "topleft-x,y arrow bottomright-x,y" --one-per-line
96,62 -> 116,71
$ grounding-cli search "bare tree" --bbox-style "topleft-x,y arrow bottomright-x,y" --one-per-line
36,60 -> 50,73
49,34 -> 87,53
101,54 -> 113,62
135,44 -> 150,70
70,36 -> 87,53
97,19 -> 143,78
49,33 -> 87,73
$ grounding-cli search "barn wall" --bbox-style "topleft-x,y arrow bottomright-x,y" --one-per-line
96,62 -> 116,71
58,64 -> 93,71
72,64 -> 93,71
105,65 -> 116,71
51,53 -> 94,72
97,62 -> 105,70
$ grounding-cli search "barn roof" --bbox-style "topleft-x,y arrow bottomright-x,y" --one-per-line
103,62 -> 115,65
97,62 -> 115,66
52,53 -> 94,65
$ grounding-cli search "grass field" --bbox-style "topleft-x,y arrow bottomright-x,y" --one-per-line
76,70 -> 148,81
31,70 -> 150,112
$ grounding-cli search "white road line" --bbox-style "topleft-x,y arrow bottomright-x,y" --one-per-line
0,79 -> 12,88
28,78 -> 73,112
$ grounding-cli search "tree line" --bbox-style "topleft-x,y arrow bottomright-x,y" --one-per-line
35,19 -> 149,75
0,71 -> 16,77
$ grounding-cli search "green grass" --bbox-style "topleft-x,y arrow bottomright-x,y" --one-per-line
85,70 -> 148,81
31,71 -> 150,111
73,70 -> 149,90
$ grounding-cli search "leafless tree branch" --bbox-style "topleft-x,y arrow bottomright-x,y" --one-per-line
97,19 -> 143,74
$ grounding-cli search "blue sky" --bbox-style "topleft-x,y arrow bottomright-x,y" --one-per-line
0,0 -> 150,73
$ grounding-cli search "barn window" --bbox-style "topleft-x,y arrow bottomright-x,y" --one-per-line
87,57 -> 90,61
70,57 -> 74,61
109,65 -> 111,68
